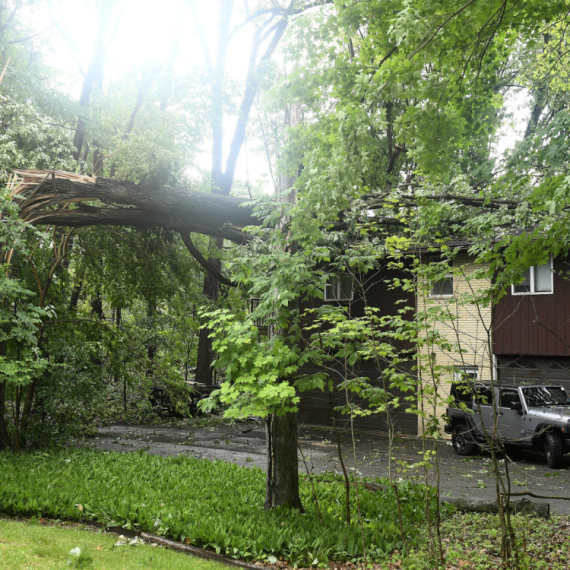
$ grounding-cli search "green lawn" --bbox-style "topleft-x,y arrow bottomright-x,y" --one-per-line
0,518 -> 228,570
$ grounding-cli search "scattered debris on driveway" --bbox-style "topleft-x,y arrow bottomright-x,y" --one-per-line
84,419 -> 570,515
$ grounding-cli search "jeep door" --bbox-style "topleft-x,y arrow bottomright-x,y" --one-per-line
471,385 -> 495,435
498,388 -> 525,442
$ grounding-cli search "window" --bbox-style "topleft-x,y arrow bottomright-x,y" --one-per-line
507,358 -> 538,370
512,257 -> 553,295
450,383 -> 473,405
522,386 -> 570,407
249,298 -> 268,330
425,256 -> 453,297
455,367 -> 479,382
499,388 -> 521,408
324,275 -> 353,301
474,386 -> 493,406
430,274 -> 453,297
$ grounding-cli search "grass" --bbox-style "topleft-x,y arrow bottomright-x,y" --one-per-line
0,518 -> 228,569
0,448 -> 441,565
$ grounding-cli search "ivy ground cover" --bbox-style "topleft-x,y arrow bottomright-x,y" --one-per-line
0,449 -> 439,565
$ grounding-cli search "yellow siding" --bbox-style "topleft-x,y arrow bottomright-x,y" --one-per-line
416,253 -> 492,437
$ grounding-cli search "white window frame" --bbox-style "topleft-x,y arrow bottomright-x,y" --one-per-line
454,367 -> 479,382
324,276 -> 354,302
429,273 -> 454,298
511,256 -> 553,296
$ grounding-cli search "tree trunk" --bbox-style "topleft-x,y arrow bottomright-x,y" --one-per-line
11,172 -> 258,244
0,341 -> 12,451
195,241 -> 222,385
0,380 -> 10,451
73,0 -> 116,162
265,411 -> 303,510
264,103 -> 304,510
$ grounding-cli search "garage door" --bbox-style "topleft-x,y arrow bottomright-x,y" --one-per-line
296,363 -> 418,435
497,356 -> 570,391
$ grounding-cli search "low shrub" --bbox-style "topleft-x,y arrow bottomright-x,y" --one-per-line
0,449 -> 442,565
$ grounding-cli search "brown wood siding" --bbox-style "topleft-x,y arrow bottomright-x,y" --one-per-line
300,266 -> 416,353
494,258 -> 570,356
297,364 -> 418,435
297,266 -> 417,434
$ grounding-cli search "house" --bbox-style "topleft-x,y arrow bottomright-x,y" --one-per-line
416,250 -> 570,438
290,245 -> 570,438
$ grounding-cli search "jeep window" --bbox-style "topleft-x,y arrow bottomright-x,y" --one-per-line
499,389 -> 521,408
474,386 -> 493,406
450,383 -> 472,405
522,386 -> 570,407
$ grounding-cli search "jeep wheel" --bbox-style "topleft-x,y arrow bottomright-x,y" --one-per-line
452,423 -> 478,456
544,431 -> 565,469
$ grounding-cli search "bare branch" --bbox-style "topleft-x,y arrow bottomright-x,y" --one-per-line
7,18 -> 63,44
0,2 -> 19,33
222,15 -> 289,192
185,0 -> 214,74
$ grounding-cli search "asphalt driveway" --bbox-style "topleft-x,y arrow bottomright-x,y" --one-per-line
84,420 -> 570,515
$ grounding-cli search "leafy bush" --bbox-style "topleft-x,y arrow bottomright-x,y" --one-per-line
0,449 -> 442,565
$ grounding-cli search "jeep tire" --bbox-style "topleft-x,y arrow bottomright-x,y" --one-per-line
544,431 -> 565,469
452,423 -> 478,456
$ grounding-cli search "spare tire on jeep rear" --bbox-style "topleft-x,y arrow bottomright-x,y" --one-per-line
452,423 -> 478,456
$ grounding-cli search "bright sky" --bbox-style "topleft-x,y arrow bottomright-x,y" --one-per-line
34,0 -> 275,191
493,88 -> 532,161
23,0 -> 530,190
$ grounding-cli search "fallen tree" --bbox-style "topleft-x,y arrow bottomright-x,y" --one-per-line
8,170 -> 260,245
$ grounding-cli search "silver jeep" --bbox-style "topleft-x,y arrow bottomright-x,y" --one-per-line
445,383 -> 570,468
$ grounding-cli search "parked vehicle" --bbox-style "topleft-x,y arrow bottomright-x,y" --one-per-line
445,382 -> 570,468
150,382 -> 217,417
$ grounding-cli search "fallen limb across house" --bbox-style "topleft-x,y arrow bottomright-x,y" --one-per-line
7,170 -> 262,244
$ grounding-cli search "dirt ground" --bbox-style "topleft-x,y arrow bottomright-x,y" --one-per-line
84,419 -> 570,515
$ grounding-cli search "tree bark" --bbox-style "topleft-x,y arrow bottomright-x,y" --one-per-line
264,411 -> 303,510
11,171 -> 259,244
195,238 -> 223,385
0,341 -> 12,451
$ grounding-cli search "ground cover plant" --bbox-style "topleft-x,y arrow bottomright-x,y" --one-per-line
393,512 -> 570,570
0,449 -> 442,566
0,517 -> 227,569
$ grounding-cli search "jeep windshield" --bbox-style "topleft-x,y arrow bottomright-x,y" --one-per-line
521,386 -> 570,407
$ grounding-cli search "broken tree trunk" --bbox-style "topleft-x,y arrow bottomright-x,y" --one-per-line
8,170 -> 260,244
